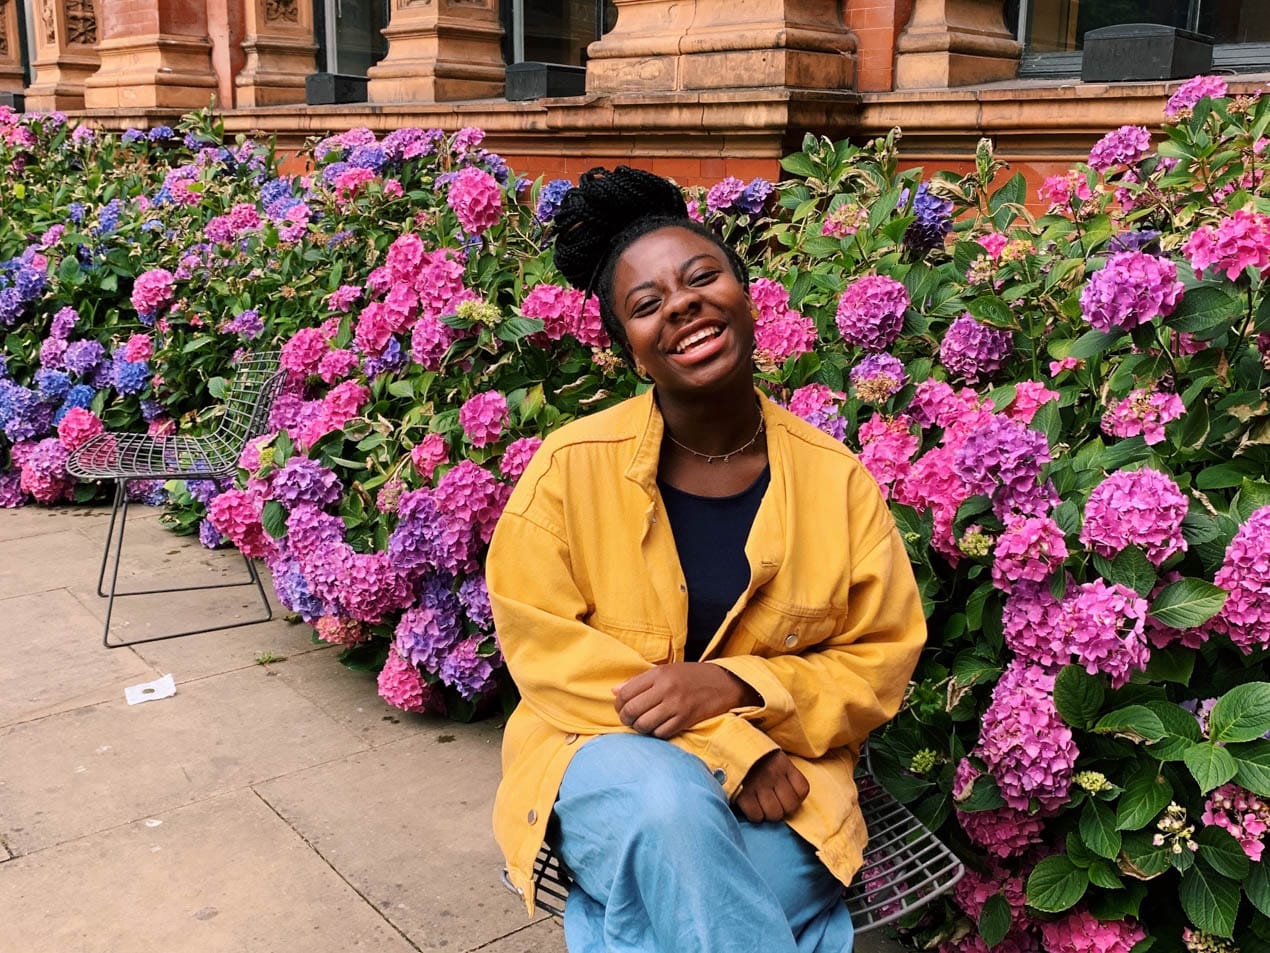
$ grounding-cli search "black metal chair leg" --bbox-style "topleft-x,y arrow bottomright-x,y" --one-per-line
95,481 -> 125,598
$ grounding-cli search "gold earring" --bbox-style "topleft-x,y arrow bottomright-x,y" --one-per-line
635,363 -> 648,378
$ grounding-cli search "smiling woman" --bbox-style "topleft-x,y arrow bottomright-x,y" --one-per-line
485,166 -> 928,952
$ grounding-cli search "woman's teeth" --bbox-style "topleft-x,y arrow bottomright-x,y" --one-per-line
673,327 -> 722,354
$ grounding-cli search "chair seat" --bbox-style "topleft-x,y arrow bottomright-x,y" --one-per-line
505,768 -> 964,935
67,430 -> 241,481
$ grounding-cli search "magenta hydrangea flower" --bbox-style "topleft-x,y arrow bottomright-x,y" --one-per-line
459,391 -> 509,448
1166,75 -> 1228,117
706,177 -> 746,215
909,379 -> 987,430
835,275 -> 908,352
317,348 -> 359,384
977,660 -> 1078,811
500,436 -> 542,479
956,805 -> 1047,860
124,333 -> 153,363
1081,468 -> 1188,566
1182,210 -> 1270,282
207,486 -> 274,559
280,326 -> 332,376
521,283 -> 580,341
787,384 -> 846,442
1210,505 -> 1270,654
411,434 -> 449,481
434,460 -> 512,572
849,353 -> 908,404
18,437 -> 72,503
1003,581 -> 1071,669
1007,381 -> 1060,424
377,650 -> 428,713
1040,909 -> 1145,953
940,314 -> 1013,385
1102,387 -> 1185,445
130,268 -> 175,317
991,515 -> 1068,593
953,414 -> 1054,519
749,278 -> 816,366
1202,783 -> 1270,861
315,615 -> 367,646
1066,578 -> 1151,687
856,413 -> 919,499
952,859 -> 1030,930
1080,252 -> 1184,332
447,166 -> 502,235
1087,125 -> 1152,173
56,406 -> 104,451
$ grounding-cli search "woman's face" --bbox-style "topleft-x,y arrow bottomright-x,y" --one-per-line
611,226 -> 755,398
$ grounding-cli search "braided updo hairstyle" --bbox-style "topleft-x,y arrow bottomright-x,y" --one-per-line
551,166 -> 750,362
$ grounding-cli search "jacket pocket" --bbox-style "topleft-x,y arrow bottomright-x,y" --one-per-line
729,595 -> 843,658
589,614 -> 674,664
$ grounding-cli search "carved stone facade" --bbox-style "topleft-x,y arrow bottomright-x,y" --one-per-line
67,0 -> 100,46
0,0 -> 20,94
26,0 -> 101,109
367,0 -> 506,103
82,0 -> 218,108
237,0 -> 317,106
265,0 -> 300,23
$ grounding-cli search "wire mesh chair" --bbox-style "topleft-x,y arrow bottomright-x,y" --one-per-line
66,351 -> 286,649
500,749 -> 964,934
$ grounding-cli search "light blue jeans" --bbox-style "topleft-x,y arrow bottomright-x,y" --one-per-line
552,734 -> 855,953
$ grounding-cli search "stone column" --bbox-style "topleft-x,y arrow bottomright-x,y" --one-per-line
24,0 -> 102,110
236,0 -> 317,106
366,0 -> 506,103
0,0 -> 24,95
585,0 -> 857,94
894,0 -> 1020,88
83,0 -> 220,109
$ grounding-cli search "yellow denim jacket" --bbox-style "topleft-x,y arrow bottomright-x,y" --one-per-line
487,388 -> 926,916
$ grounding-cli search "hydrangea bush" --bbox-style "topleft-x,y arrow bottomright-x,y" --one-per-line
4,76 -> 1270,952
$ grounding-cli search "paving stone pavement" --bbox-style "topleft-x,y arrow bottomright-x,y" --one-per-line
0,505 -> 904,953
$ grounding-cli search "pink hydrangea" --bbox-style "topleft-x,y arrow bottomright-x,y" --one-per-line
293,380 -> 370,447
207,486 -> 274,559
957,805 -> 1047,860
1102,387 -> 1185,445
459,391 -> 509,448
411,434 -> 450,481
978,661 -> 1078,811
1202,783 -> 1270,861
1007,381 -> 1060,424
415,250 -> 471,321
1182,210 -> 1270,281
333,166 -> 377,203
1081,468 -> 1188,566
953,858 -> 1030,927
434,460 -> 512,572
1166,75 -> 1229,117
943,930 -> 1040,953
855,414 -> 919,499
821,202 -> 869,238
749,278 -> 816,365
835,275 -> 908,352
1065,578 -> 1151,687
447,167 -> 502,235
411,314 -> 460,370
327,284 -> 363,312
1039,171 -> 1094,211
1079,252 -> 1183,332
1003,581 -> 1072,669
909,379 -> 989,430
977,232 -> 1009,259
315,615 -> 367,646
520,283 -> 595,345
281,326 -> 333,376
377,649 -> 435,713
317,348 -> 359,384
130,268 -> 175,316
1087,125 -> 1152,173
124,333 -> 153,363
787,384 -> 846,441
1210,505 -> 1270,654
893,445 -> 972,564
500,436 -> 543,479
56,407 -> 104,451
1040,909 -> 1145,953
354,301 -> 395,356
992,516 -> 1068,593
18,438 -> 72,503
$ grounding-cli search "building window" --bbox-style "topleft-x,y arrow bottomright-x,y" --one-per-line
503,0 -> 617,66
1004,0 -> 1270,76
315,0 -> 390,77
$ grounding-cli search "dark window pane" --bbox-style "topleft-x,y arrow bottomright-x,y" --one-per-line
1023,0 -> 1270,52
522,0 -> 601,65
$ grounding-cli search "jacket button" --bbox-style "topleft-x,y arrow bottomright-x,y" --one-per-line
527,809 -> 538,824
564,733 -> 579,744
712,768 -> 727,784
784,633 -> 798,647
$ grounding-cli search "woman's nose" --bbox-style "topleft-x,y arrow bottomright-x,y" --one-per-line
664,284 -> 701,322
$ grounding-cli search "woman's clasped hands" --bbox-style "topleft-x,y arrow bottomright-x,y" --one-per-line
611,662 -> 809,821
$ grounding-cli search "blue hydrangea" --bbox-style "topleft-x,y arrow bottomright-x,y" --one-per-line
142,219 -> 164,233
121,128 -> 145,144
68,202 -> 86,224
903,183 -> 953,254
198,518 -> 227,550
0,287 -> 23,326
148,125 -> 175,141
95,199 -> 124,235
347,145 -> 386,172
63,340 -> 105,376
112,357 -> 150,396
259,178 -> 294,206
361,336 -> 405,378
321,161 -> 349,184
479,151 -> 510,185
14,266 -> 46,302
140,398 -> 164,422
458,574 -> 493,631
186,479 -> 226,505
268,553 -> 326,620
1,385 -> 55,442
0,355 -> 7,380
34,369 -> 71,401
735,178 -> 774,217
535,178 -> 572,223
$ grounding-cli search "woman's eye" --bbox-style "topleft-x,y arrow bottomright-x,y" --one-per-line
631,299 -> 657,317
690,270 -> 719,285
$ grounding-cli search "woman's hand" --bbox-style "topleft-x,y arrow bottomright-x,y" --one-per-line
612,662 -> 760,738
734,750 -> 810,822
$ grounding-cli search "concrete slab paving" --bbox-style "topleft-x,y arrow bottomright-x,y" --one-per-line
0,502 -> 114,542
0,788 -> 420,953
0,664 -> 372,854
472,919 -> 567,952
0,587 -> 158,728
255,726 -> 536,952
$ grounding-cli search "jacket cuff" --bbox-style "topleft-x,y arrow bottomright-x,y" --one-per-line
698,713 -> 781,800
707,655 -> 796,731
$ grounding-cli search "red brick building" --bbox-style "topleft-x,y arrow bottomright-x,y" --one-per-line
2,2 -> 1267,191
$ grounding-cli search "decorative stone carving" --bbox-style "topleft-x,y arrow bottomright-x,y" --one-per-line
400,0 -> 434,7
66,0 -> 97,46
265,0 -> 300,22
39,0 -> 56,45
0,1 -> 8,59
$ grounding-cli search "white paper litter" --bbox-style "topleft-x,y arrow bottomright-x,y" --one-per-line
125,674 -> 176,706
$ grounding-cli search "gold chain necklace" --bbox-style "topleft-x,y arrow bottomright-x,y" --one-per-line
664,411 -> 765,464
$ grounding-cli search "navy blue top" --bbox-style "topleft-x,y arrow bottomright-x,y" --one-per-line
657,466 -> 771,661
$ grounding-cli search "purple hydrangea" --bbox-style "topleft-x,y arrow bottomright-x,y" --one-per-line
939,314 -> 1013,385
0,469 -> 25,508
224,309 -> 264,340
0,383 -> 55,442
395,574 -> 464,672
849,353 -> 908,404
49,306 -> 78,339
953,414 -> 1053,519
835,275 -> 909,352
271,457 -> 343,509
706,177 -> 746,215
1080,252 -> 1183,333
458,574 -> 494,630
0,287 -> 24,326
347,144 -> 386,172
266,550 -> 327,620
198,518 -> 227,550
1088,125 -> 1152,173
438,637 -> 499,699
535,178 -> 573,223
903,183 -> 953,253
388,488 -> 456,578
